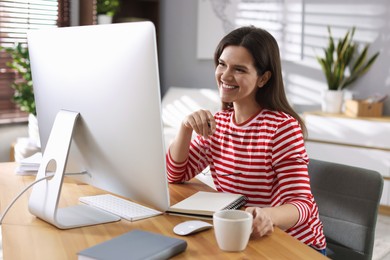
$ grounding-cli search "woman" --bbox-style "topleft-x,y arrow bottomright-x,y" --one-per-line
166,26 -> 326,254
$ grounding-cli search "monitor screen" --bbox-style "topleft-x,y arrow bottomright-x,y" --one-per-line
27,22 -> 170,228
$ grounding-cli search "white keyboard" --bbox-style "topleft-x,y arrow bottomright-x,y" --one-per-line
79,194 -> 162,221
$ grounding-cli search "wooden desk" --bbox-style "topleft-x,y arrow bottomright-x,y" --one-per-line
0,162 -> 328,259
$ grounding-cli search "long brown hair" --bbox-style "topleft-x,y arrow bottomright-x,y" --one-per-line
214,26 -> 306,136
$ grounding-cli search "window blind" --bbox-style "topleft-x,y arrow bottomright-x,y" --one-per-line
233,0 -> 382,64
0,0 -> 66,122
230,0 -> 384,107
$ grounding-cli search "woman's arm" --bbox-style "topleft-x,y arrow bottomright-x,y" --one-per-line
245,204 -> 299,238
246,116 -> 310,238
168,122 -> 193,163
166,109 -> 216,183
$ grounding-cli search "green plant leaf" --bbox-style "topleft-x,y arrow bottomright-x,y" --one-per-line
351,45 -> 368,73
97,0 -> 120,16
2,43 -> 36,115
316,26 -> 379,90
358,52 -> 380,75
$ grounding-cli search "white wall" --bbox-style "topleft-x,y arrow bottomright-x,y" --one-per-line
159,0 -> 390,115
0,123 -> 27,162
159,0 -> 216,95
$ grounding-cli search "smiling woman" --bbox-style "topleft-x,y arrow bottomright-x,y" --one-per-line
166,26 -> 326,254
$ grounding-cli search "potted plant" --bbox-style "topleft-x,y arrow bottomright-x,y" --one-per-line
316,26 -> 380,113
96,0 -> 120,24
1,43 -> 40,146
1,43 -> 35,115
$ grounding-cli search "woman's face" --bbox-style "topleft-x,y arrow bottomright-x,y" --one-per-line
215,45 -> 263,107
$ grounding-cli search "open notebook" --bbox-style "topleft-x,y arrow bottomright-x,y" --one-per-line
167,191 -> 248,218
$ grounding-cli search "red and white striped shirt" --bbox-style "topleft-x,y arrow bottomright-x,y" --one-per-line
166,108 -> 326,250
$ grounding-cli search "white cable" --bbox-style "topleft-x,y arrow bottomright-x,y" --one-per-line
0,171 -> 88,224
0,175 -> 51,225
0,175 -> 52,260
0,171 -> 87,260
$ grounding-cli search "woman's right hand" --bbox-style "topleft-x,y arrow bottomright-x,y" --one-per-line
183,109 -> 216,138
245,207 -> 274,238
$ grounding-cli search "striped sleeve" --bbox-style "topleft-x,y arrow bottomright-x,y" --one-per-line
166,150 -> 188,183
271,116 -> 312,227
166,136 -> 210,183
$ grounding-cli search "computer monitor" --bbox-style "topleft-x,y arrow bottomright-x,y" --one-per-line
27,21 -> 170,229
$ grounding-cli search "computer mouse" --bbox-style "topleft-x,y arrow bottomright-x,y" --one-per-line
173,220 -> 213,236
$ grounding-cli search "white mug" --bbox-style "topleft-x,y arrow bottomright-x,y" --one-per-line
213,209 -> 253,252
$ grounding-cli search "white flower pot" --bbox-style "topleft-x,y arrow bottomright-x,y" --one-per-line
321,90 -> 344,114
97,14 -> 113,24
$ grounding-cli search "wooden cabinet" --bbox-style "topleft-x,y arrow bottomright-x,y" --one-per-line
115,0 -> 159,22
79,1 -> 159,31
115,0 -> 159,35
303,112 -> 390,210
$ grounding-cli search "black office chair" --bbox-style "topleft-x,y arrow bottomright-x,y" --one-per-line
308,159 -> 383,260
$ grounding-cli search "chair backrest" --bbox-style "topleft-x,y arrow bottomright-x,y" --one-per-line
308,159 -> 383,260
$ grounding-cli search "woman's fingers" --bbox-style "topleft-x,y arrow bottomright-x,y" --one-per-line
183,110 -> 215,138
245,207 -> 274,239
206,110 -> 216,136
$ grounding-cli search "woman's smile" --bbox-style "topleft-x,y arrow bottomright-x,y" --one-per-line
220,83 -> 238,90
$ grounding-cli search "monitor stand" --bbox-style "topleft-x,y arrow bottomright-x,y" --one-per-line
28,110 -> 120,229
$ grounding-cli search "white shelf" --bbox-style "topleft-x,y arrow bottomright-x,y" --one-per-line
304,112 -> 390,206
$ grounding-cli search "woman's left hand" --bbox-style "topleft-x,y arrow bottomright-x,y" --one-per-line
245,207 -> 274,238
